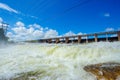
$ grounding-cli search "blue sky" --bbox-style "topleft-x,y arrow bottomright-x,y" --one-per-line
0,0 -> 120,41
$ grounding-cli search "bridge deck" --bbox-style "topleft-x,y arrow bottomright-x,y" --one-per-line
26,31 -> 120,44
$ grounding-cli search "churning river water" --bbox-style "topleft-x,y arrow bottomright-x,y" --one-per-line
0,42 -> 120,80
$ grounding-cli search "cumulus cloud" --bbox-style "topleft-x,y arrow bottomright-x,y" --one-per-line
0,3 -> 18,13
63,31 -> 87,39
28,24 -> 43,30
64,31 -> 76,36
105,27 -> 115,31
6,21 -> 58,41
5,20 -> 119,42
15,21 -> 25,27
78,32 -> 83,35
44,29 -> 58,38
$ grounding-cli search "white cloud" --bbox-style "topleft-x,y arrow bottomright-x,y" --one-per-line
6,32 -> 13,37
78,32 -> 83,35
6,32 -> 14,41
12,26 -> 27,35
27,27 -> 34,34
44,29 -> 58,38
64,31 -> 76,36
0,3 -> 39,24
15,21 -> 25,27
0,3 -> 39,20
33,30 -> 44,38
0,3 -> 18,14
29,24 -> 43,30
104,13 -> 110,17
105,27 -> 115,31
30,16 -> 38,19
6,20 -> 119,42
63,31 -> 87,39
6,21 -> 59,41
20,13 -> 39,20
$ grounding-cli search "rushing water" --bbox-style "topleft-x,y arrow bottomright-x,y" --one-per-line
0,42 -> 120,80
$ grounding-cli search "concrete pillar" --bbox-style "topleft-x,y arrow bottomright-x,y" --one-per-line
65,37 -> 69,43
106,34 -> 108,42
48,39 -> 52,43
78,36 -> 81,43
56,38 -> 60,43
86,36 -> 88,43
94,34 -> 98,42
117,31 -> 120,41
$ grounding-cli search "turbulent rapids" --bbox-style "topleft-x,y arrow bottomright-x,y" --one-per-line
0,42 -> 120,80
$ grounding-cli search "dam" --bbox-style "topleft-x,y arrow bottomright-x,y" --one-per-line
27,30 -> 120,44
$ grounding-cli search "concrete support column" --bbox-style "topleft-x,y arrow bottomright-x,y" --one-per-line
56,38 -> 60,43
78,36 -> 81,43
48,39 -> 52,43
94,34 -> 98,42
65,37 -> 69,43
117,31 -> 120,41
106,34 -> 108,41
86,36 -> 88,43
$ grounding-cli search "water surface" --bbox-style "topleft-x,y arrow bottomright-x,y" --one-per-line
0,42 -> 120,80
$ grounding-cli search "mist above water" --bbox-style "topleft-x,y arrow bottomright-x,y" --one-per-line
0,42 -> 120,80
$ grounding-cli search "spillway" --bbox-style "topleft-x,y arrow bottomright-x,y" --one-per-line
0,42 -> 120,80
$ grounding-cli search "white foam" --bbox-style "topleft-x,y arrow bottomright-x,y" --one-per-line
0,42 -> 120,80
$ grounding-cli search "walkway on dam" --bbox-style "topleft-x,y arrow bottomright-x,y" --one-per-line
27,31 -> 120,44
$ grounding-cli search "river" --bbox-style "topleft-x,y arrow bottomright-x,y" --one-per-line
0,42 -> 120,80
